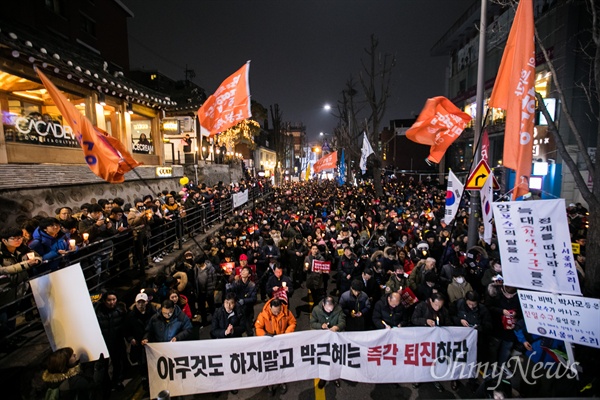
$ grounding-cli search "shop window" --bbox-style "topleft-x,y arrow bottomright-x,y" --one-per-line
1,71 -> 85,148
130,115 -> 154,154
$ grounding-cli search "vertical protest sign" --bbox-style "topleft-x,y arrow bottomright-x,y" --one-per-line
492,199 -> 581,295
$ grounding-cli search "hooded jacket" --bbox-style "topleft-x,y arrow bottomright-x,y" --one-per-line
310,300 -> 346,331
254,298 -> 297,336
144,305 -> 192,342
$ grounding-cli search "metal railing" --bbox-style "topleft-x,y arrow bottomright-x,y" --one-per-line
0,185 -> 272,356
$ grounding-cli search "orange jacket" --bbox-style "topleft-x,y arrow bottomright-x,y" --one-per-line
255,298 -> 297,336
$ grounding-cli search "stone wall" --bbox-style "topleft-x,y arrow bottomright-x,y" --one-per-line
0,163 -> 244,227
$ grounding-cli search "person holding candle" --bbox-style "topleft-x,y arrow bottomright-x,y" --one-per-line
28,217 -> 69,273
372,292 -> 409,329
412,292 -> 450,327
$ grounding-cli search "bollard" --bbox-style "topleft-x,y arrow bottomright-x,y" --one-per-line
157,389 -> 170,400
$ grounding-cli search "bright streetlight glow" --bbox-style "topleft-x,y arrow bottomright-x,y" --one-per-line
320,132 -> 324,136
323,104 -> 331,111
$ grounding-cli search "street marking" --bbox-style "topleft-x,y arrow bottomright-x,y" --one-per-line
314,379 -> 326,400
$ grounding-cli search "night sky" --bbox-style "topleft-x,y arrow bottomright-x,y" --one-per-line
126,0 -> 474,140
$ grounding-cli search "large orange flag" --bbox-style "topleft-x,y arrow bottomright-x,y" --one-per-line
488,0 -> 535,199
198,62 -> 251,137
406,96 -> 472,163
313,151 -> 338,173
36,68 -> 141,183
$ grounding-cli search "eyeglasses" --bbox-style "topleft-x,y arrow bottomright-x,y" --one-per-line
7,236 -> 24,241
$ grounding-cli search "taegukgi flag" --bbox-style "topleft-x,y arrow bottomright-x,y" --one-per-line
480,173 -> 494,245
360,132 -> 374,174
444,169 -> 464,225
36,68 -> 141,183
488,0 -> 535,199
198,62 -> 252,137
406,96 -> 471,164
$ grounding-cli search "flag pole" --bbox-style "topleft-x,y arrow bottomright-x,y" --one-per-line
467,0 -> 488,249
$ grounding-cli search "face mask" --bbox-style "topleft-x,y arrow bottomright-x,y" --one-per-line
455,277 -> 465,284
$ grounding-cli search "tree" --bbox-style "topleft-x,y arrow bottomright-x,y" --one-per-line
334,78 -> 362,183
334,35 -> 396,195
533,0 -> 600,297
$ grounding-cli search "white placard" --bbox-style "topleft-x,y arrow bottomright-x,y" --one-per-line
518,289 -> 600,348
232,189 -> 249,208
146,327 -> 477,398
492,199 -> 581,295
30,263 -> 108,362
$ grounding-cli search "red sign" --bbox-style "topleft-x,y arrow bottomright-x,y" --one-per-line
312,260 -> 331,273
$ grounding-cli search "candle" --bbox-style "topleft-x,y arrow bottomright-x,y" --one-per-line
436,316 -> 439,326
83,233 -> 89,241
27,252 -> 35,260
282,281 -> 287,288
69,239 -> 76,250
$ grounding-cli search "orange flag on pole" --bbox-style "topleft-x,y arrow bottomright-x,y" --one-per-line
313,151 -> 338,173
35,68 -> 141,183
198,62 -> 251,137
406,96 -> 472,163
488,0 -> 535,199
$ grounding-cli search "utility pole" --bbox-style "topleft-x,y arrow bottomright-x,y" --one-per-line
467,0 -> 487,249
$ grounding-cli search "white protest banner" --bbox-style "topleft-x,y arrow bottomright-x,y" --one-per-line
518,289 -> 600,348
30,263 -> 108,362
146,327 -> 477,398
312,260 -> 331,273
232,189 -> 249,208
492,199 -> 581,295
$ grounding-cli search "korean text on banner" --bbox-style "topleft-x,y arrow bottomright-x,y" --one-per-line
406,96 -> 472,164
36,68 -> 141,183
492,199 -> 581,295
312,260 -> 331,273
30,264 -> 108,362
518,290 -> 600,348
146,327 -> 477,398
198,62 -> 251,137
444,169 -> 464,225
488,0 -> 535,199
480,174 -> 494,245
313,151 -> 338,173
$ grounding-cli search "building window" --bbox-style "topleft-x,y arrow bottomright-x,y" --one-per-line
1,71 -> 85,148
81,14 -> 96,37
150,74 -> 157,80
45,0 -> 66,17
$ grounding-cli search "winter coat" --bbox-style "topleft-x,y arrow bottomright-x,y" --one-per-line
144,305 -> 192,342
339,289 -> 371,316
372,296 -> 410,329
255,298 -> 297,336
228,278 -> 258,311
310,301 -> 346,331
488,290 -> 522,341
194,263 -> 217,294
452,298 -> 492,333
124,306 -> 157,343
266,274 -> 294,298
95,301 -> 126,350
42,363 -> 103,400
29,227 -> 69,263
411,300 -> 452,327
446,280 -> 474,304
0,243 -> 40,306
210,303 -> 246,338
384,273 -> 408,294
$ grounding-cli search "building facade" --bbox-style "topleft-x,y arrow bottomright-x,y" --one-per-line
432,0 -> 596,201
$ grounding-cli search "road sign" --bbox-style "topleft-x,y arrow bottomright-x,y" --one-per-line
465,159 -> 500,190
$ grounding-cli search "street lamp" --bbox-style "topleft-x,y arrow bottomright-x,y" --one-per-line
323,104 -> 331,111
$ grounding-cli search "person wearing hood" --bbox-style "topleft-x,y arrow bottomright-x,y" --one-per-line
41,347 -> 105,400
142,299 -> 192,344
28,217 -> 69,272
447,267 -> 473,304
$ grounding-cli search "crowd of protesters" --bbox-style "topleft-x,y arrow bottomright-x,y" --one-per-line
7,176 -> 597,398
